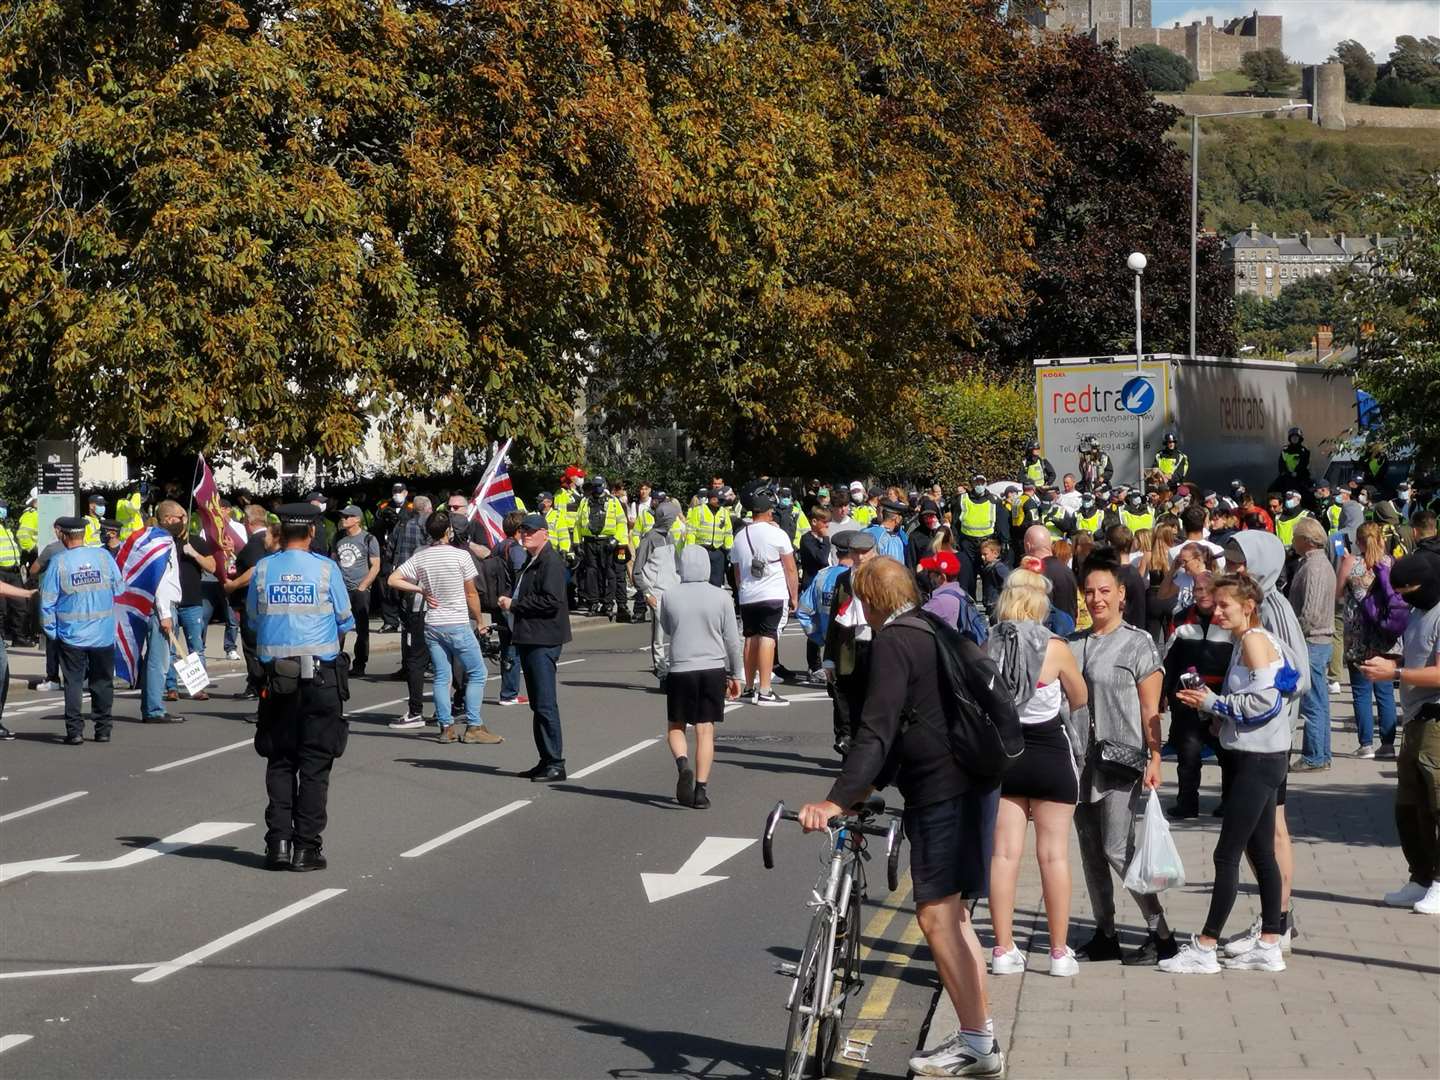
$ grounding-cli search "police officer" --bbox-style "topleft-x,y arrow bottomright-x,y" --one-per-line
1075,492 -> 1104,538
847,482 -> 877,527
1120,492 -> 1155,533
553,467 -> 586,554
248,503 -> 355,871
575,476 -> 628,617
1274,490 -> 1315,550
0,500 -> 29,645
1276,427 -> 1312,489
1038,485 -> 1075,541
1077,435 -> 1114,494
41,517 -> 123,744
1313,482 -> 1342,531
1153,433 -> 1190,484
956,474 -> 1002,598
1022,440 -> 1056,489
686,486 -> 733,588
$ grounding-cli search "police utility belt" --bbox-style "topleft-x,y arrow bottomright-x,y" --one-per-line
263,654 -> 350,700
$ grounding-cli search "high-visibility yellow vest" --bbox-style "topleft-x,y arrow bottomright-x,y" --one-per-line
1155,452 -> 1188,480
577,495 -> 627,544
83,513 -> 102,547
1323,504 -> 1342,531
115,492 -> 145,537
685,504 -> 733,549
850,504 -> 878,528
634,507 -> 686,546
544,507 -> 572,553
1041,506 -> 1068,540
17,507 -> 38,552
0,525 -> 20,569
1275,509 -> 1313,549
553,489 -> 582,548
1281,449 -> 1303,474
787,508 -> 809,548
1024,459 -> 1046,485
959,495 -> 997,539
1076,511 -> 1104,535
1120,509 -> 1154,533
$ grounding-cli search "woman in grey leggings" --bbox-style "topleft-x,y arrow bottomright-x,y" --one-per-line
1068,559 -> 1178,965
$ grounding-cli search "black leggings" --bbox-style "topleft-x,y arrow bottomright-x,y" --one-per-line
1202,750 -> 1287,939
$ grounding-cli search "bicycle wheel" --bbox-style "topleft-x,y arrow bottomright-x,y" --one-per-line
784,908 -> 834,1080
816,889 -> 862,1074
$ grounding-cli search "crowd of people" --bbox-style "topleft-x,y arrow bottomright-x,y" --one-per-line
2,434 -> 1439,1077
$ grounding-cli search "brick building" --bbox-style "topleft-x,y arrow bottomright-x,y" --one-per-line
1023,3 -> 1282,78
1223,225 -> 1395,299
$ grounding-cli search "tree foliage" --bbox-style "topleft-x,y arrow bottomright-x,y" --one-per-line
1240,47 -> 1294,96
1337,173 -> 1440,470
1233,274 -> 1347,355
1125,43 -> 1194,92
987,35 -> 1234,365
1331,40 -> 1377,103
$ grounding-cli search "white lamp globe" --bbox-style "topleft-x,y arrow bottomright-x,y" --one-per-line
1127,251 -> 1148,273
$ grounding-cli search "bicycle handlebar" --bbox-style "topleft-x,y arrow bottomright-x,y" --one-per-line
762,799 -> 905,891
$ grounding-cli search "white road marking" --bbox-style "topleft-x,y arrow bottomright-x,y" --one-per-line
0,963 -> 158,981
400,799 -> 531,858
641,836 -> 758,902
146,740 -> 251,774
0,1035 -> 33,1055
3,673 -> 246,716
778,690 -> 830,702
0,791 -> 87,825
134,888 -> 345,984
0,822 -> 251,883
557,658 -> 586,666
567,738 -> 659,780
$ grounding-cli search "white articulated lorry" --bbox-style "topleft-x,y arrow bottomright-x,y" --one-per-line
1034,353 -> 1360,493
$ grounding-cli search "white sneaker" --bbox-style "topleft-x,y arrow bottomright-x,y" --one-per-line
1221,915 -> 1290,956
752,689 -> 789,707
36,680 -> 63,692
1384,880 -> 1430,908
1327,680 -> 1342,694
908,1032 -> 962,1074
1414,881 -> 1440,915
910,1036 -> 1004,1078
1356,744 -> 1376,759
1048,947 -> 1079,977
225,649 -> 241,661
388,713 -> 426,730
1157,936 -> 1221,974
1222,938 -> 1286,972
808,669 -> 826,685
990,945 -> 1026,975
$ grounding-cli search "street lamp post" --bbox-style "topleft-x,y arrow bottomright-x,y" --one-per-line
1128,250 -> 1147,490
1189,102 -> 1312,358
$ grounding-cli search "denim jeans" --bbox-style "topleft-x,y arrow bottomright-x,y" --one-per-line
1300,642 -> 1332,766
141,614 -> 173,719
519,643 -> 564,768
1349,665 -> 1397,748
497,622 -> 522,701
425,622 -> 487,727
167,601 -> 211,691
224,602 -> 239,653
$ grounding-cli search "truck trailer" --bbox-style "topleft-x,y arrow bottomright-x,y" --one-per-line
1034,353 -> 1362,494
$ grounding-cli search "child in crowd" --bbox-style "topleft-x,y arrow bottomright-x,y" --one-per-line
978,538 -> 1011,617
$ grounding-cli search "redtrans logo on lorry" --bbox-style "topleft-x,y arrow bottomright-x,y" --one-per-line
1049,376 -> 1155,417
1219,394 -> 1266,432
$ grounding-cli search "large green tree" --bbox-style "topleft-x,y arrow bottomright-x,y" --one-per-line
1331,39 -> 1377,103
987,35 -> 1235,366
1241,47 -> 1294,96
1125,43 -> 1194,92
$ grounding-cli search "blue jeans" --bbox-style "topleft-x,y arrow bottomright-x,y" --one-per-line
1300,642 -> 1332,766
1349,665 -> 1397,748
224,602 -> 239,652
141,614 -> 173,719
425,622 -> 487,727
498,623 -> 522,701
167,601 -> 210,691
519,643 -> 564,768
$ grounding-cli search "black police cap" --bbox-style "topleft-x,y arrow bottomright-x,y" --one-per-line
277,502 -> 322,525
56,515 -> 86,533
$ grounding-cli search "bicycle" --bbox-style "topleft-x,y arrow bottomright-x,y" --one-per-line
762,796 -> 904,1080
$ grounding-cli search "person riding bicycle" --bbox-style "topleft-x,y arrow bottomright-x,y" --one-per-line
797,557 -> 1017,1079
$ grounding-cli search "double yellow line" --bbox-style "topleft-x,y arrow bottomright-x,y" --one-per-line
827,870 -> 925,1079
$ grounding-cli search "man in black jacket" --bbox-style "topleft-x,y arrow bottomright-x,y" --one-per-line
499,514 -> 573,782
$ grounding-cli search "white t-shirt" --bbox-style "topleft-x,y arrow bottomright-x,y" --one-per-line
731,520 -> 792,605
1168,539 -> 1226,568
396,544 -> 477,626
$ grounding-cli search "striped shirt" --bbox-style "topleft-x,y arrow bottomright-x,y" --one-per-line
396,544 -> 477,626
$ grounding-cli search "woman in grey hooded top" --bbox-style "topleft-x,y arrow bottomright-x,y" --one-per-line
633,500 -> 681,681
1217,530 -> 1308,954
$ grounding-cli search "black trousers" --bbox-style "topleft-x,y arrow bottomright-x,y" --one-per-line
43,630 -> 60,682
705,547 -> 727,589
1169,707 -> 1227,812
343,589 -> 370,670
957,538 -> 983,599
399,605 -> 427,714
1203,750 -> 1287,939
578,538 -> 619,609
377,574 -> 400,628
58,642 -> 114,738
0,568 -> 25,640
256,670 -> 346,850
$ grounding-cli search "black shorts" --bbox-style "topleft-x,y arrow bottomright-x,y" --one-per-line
1001,719 -> 1079,804
665,669 -> 726,727
903,787 -> 1000,903
739,601 -> 784,639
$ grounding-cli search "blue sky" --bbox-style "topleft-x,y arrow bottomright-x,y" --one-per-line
1150,1 -> 1439,64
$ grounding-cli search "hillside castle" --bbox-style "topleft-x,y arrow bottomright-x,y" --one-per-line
1021,2 -> 1282,77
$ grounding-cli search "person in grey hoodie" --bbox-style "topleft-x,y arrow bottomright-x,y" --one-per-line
633,500 -> 682,682
658,545 -> 744,808
1286,517 -> 1338,769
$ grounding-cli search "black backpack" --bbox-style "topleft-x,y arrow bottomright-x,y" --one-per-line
895,610 -> 1023,783
476,539 -> 516,615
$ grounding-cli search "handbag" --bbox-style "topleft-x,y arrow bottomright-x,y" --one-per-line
1081,637 -> 1147,782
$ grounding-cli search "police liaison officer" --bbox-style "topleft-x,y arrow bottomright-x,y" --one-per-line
40,517 -> 123,745
248,503 -> 355,872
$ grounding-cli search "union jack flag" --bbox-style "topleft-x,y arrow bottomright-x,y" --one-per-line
470,439 -> 516,547
112,526 -> 174,686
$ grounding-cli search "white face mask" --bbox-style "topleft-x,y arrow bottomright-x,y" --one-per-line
1285,498 -> 1300,510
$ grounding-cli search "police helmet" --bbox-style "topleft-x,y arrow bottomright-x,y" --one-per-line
1163,432 -> 1176,447
1288,426 -> 1303,441
1028,440 -> 1041,452
1126,493 -> 1144,510
587,475 -> 607,495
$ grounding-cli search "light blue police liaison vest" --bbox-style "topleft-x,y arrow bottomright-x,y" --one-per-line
247,549 -> 355,662
41,545 -> 123,648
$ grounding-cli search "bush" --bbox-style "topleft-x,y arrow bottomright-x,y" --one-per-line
1371,75 -> 1422,108
1126,44 -> 1195,92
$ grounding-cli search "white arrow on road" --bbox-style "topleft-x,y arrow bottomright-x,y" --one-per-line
0,822 -> 251,884
641,837 -> 757,903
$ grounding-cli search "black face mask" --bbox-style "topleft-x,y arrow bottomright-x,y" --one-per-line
1392,552 -> 1440,612
165,520 -> 185,539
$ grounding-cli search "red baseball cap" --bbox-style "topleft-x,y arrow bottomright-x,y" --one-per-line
919,551 -> 961,578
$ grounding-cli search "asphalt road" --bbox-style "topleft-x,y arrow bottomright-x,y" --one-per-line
0,620 -> 937,1079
